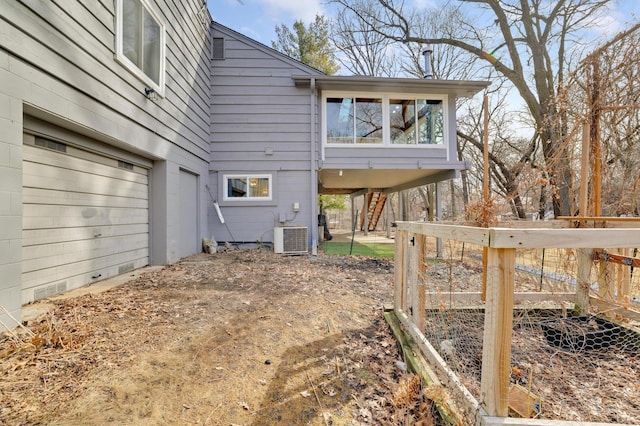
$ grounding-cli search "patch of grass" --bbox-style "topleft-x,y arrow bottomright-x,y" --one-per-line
321,241 -> 395,258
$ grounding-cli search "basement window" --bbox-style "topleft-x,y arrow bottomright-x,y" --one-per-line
115,0 -> 166,95
223,174 -> 272,201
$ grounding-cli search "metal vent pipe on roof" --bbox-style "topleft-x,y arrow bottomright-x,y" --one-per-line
422,44 -> 433,79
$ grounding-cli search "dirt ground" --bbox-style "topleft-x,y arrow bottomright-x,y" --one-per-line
0,249 -> 440,425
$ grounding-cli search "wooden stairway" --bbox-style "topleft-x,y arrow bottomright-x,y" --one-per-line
359,192 -> 388,231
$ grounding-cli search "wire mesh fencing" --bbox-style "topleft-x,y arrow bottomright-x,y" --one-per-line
394,224 -> 640,423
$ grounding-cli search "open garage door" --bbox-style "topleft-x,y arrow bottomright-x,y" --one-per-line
22,134 -> 149,304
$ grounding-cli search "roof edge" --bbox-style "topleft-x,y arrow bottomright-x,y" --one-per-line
293,75 -> 489,97
211,21 -> 325,76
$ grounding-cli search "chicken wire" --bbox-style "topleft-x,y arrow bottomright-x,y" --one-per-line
419,237 -> 640,423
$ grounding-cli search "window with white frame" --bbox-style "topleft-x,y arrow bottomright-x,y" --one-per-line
390,98 -> 444,145
326,97 -> 383,144
116,0 -> 165,94
223,175 -> 272,200
324,94 -> 445,145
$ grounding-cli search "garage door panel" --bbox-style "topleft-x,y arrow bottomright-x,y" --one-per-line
22,234 -> 148,267
21,249 -> 149,297
24,146 -> 148,185
23,187 -> 148,209
23,163 -> 148,199
22,134 -> 150,303
23,205 -> 148,229
22,224 -> 148,246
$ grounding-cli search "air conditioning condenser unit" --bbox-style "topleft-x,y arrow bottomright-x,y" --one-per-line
274,226 -> 308,254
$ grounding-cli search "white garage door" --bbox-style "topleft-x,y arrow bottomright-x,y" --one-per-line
22,135 -> 149,304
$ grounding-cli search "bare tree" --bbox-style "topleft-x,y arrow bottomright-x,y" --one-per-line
559,23 -> 640,216
332,5 -> 398,76
454,76 -> 545,218
329,0 -> 612,216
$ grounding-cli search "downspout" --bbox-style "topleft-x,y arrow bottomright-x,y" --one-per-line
310,77 -> 318,255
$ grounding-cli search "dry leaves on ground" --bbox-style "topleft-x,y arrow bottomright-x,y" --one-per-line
0,249 -> 443,425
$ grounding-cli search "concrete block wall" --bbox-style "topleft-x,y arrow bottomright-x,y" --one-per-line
0,60 -> 24,326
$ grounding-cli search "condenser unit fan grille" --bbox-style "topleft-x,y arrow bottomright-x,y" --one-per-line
274,227 -> 308,254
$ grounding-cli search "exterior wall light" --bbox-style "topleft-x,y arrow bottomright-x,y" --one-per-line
144,87 -> 159,101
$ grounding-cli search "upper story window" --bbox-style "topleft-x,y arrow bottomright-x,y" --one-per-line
324,93 -> 446,146
224,174 -> 272,201
390,98 -> 444,145
326,98 -> 383,144
116,0 -> 166,95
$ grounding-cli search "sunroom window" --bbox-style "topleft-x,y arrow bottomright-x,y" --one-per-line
325,95 -> 445,145
224,175 -> 272,200
116,0 -> 165,93
390,98 -> 444,144
326,97 -> 383,144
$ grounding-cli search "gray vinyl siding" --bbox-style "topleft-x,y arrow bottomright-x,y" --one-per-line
322,147 -> 451,168
209,23 -> 321,244
208,171 -> 312,244
2,0 -> 211,158
0,0 -> 212,323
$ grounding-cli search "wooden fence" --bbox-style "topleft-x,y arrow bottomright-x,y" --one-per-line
393,220 -> 640,426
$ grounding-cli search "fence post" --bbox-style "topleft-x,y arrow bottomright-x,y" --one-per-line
415,233 -> 427,331
621,248 -> 631,307
575,248 -> 592,315
407,233 -> 417,322
394,230 -> 408,313
405,233 -> 427,329
480,247 -> 515,417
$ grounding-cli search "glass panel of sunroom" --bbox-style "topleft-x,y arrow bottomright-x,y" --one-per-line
417,99 -> 444,144
355,98 -> 382,144
390,99 -> 417,144
326,97 -> 354,144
